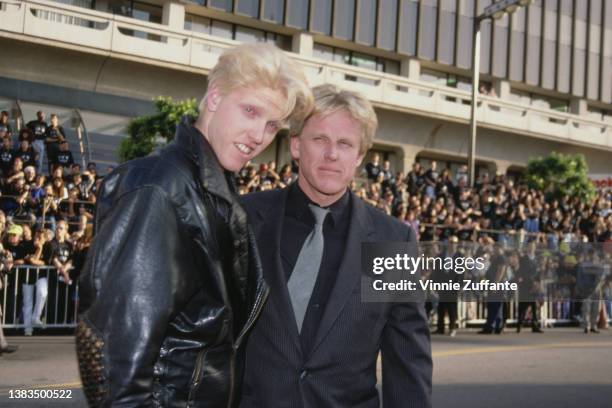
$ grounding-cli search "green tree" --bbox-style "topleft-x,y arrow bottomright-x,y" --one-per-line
524,152 -> 595,202
119,97 -> 198,162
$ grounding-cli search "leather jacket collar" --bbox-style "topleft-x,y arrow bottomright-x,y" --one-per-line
175,116 -> 236,204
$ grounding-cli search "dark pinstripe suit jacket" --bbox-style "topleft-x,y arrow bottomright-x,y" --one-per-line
239,188 -> 432,408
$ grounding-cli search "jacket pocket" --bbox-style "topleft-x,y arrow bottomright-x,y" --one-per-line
187,343 -> 234,407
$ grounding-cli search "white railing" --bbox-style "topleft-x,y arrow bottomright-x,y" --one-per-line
1,0 -> 611,150
1,265 -> 79,329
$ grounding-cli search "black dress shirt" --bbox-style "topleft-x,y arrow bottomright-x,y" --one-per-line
281,183 -> 351,356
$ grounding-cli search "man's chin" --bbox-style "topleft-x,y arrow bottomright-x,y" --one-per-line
317,186 -> 346,197
220,158 -> 246,172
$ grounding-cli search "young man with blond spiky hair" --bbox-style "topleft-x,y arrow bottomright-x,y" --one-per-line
77,43 -> 313,407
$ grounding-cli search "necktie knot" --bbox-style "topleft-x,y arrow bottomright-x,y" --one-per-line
309,204 -> 329,227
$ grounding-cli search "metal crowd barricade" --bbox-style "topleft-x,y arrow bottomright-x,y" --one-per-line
453,274 -> 607,328
425,239 -> 588,329
455,291 -> 572,328
0,265 -> 79,330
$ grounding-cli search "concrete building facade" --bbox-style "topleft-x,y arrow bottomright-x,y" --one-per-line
0,0 -> 610,174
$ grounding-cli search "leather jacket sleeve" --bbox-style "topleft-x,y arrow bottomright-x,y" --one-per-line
77,185 -> 189,407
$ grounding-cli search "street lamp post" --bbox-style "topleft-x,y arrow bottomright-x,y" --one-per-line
468,0 -> 532,187
468,18 -> 481,189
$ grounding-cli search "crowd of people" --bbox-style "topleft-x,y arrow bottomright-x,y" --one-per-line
0,110 -> 100,351
237,152 -> 610,245
235,153 -> 611,336
0,110 -> 610,345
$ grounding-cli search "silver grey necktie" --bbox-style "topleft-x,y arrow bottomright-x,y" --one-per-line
287,204 -> 329,333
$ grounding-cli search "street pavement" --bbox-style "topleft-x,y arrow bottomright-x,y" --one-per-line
1,328 -> 611,407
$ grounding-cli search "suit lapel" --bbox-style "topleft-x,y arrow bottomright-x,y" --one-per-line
308,194 -> 375,358
251,189 -> 302,352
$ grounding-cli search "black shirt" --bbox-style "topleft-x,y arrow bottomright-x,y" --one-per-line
26,120 -> 48,142
0,147 -> 14,175
517,255 -> 538,297
3,240 -> 33,285
20,239 -> 38,284
364,162 -> 381,181
486,254 -> 508,282
43,239 -> 72,265
4,240 -> 27,263
45,126 -> 65,142
15,147 -> 38,168
43,239 -> 73,282
281,183 -> 351,355
55,150 -> 75,168
45,126 -> 65,161
424,169 -> 438,186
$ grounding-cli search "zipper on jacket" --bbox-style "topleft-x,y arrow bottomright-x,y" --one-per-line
226,351 -> 236,408
233,285 -> 270,350
187,350 -> 206,405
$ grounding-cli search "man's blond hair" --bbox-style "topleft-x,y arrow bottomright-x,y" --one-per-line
201,43 -> 313,134
308,84 -> 377,155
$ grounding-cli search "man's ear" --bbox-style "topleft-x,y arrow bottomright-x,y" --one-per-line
356,152 -> 365,168
206,84 -> 222,113
289,135 -> 300,160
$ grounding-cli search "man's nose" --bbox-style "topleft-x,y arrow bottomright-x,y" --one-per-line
324,143 -> 338,161
248,122 -> 267,145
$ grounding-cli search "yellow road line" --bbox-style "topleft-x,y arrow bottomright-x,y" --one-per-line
433,341 -> 612,357
1,342 -> 611,395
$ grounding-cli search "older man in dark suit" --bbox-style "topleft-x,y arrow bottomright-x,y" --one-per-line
240,84 -> 432,408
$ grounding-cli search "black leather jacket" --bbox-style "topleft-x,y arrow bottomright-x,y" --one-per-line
77,118 -> 269,407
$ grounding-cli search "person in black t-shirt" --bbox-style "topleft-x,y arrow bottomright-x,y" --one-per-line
43,222 -> 72,282
9,224 -> 38,336
39,183 -> 60,228
1,224 -> 27,325
23,229 -> 50,329
20,225 -> 34,258
18,128 -> 35,144
71,224 -> 92,286
0,136 -> 15,177
43,220 -> 73,324
1,158 -> 28,216
65,163 -> 81,185
439,214 -> 457,242
431,236 -> 462,336
363,152 -> 381,181
482,194 -> 496,220
53,140 -> 74,171
14,139 -> 39,169
479,250 -> 517,334
380,160 -> 393,182
0,111 -> 12,140
406,162 -> 425,195
515,242 -> 544,333
26,111 -> 48,171
3,224 -> 28,265
424,161 -> 439,198
45,114 -> 66,173
86,161 -> 98,178
0,229 -> 18,353
457,217 -> 476,242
